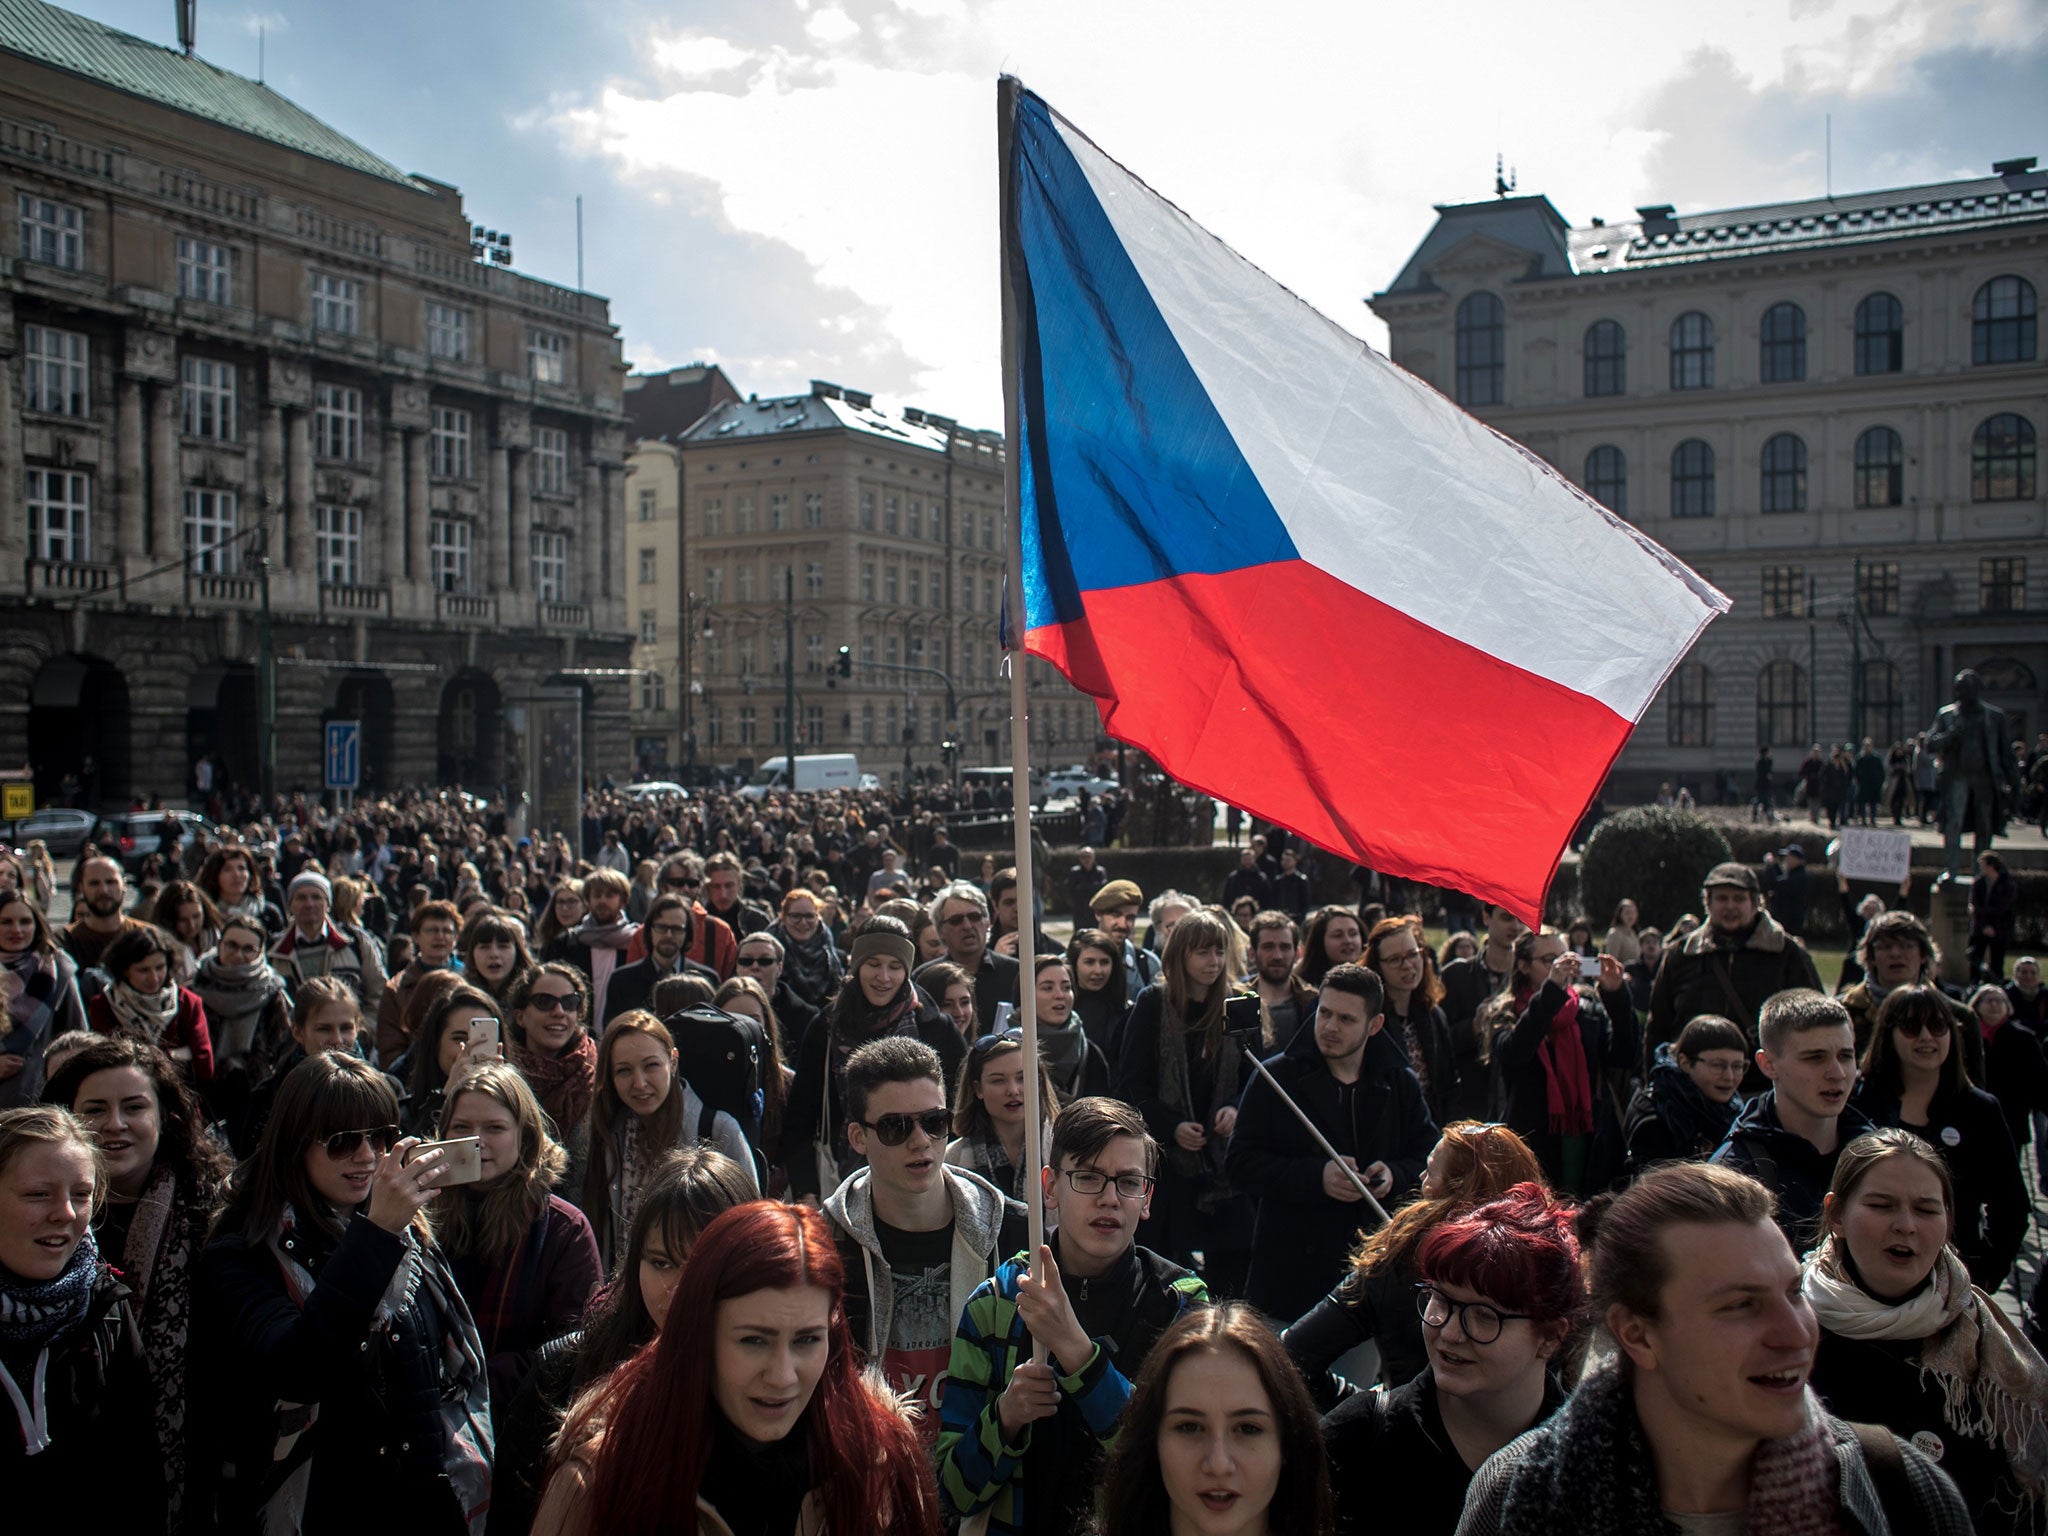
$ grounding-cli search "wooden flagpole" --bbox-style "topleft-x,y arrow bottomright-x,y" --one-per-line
995,75 -> 1049,1366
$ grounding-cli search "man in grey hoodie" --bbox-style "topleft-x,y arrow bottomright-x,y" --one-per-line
824,1035 -> 1028,1444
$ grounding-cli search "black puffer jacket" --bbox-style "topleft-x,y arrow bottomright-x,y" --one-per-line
1644,911 -> 1822,1086
0,1266 -> 163,1524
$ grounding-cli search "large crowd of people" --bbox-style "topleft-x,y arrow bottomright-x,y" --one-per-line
1,781 -> 2045,1535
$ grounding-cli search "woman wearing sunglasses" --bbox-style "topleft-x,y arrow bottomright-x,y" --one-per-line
1853,984 -> 2026,1292
507,964 -> 597,1143
946,1027 -> 1060,1207
1324,1184 -> 1580,1534
196,1051 -> 492,1536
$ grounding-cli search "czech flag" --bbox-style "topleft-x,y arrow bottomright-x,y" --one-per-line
1002,83 -> 1729,922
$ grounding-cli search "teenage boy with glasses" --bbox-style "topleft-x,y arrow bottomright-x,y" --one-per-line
938,1096 -> 1209,1536
824,1036 -> 1027,1446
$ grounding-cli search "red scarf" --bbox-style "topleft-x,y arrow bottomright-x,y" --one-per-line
1537,988 -> 1595,1137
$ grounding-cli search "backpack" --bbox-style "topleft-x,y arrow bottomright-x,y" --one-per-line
663,1004 -> 768,1185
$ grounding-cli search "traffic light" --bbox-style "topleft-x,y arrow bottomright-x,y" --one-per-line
835,645 -> 852,678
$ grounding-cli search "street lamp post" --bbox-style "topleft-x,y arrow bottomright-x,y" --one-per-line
784,566 -> 798,758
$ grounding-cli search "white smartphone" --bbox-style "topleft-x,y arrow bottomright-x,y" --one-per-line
405,1136 -> 483,1187
463,1016 -> 503,1066
1579,955 -> 1602,979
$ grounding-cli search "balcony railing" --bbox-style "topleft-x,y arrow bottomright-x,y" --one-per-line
437,591 -> 496,624
27,558 -> 115,594
191,572 -> 257,605
540,600 -> 587,628
320,583 -> 388,616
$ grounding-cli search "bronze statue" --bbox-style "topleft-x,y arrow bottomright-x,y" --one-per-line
1924,669 -> 2022,880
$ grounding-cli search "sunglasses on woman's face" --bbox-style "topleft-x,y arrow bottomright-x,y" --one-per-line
319,1125 -> 400,1159
524,992 -> 577,1013
1892,1014 -> 1951,1038
859,1109 -> 953,1146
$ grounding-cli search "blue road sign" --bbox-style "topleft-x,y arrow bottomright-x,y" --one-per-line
325,720 -> 360,791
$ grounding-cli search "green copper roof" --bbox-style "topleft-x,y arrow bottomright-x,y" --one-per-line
0,0 -> 420,188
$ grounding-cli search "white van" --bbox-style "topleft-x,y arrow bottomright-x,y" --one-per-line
738,753 -> 861,799
959,764 -> 1047,806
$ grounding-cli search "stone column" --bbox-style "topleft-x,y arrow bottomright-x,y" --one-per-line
286,408 -> 313,574
488,441 -> 510,594
406,429 -> 430,583
580,461 -> 602,602
0,307 -> 20,559
115,378 -> 145,560
380,426 -> 404,588
508,449 -> 530,595
603,464 -> 624,607
260,405 -> 285,538
148,383 -> 178,560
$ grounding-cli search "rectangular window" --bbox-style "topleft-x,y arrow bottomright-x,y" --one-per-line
984,577 -> 996,614
176,236 -> 231,304
736,495 -> 755,534
805,633 -> 823,672
1760,565 -> 1806,619
430,517 -> 472,592
736,564 -> 754,602
639,672 -> 667,712
706,705 -> 722,746
861,563 -> 876,601
769,492 -> 788,530
1979,557 -> 2026,614
773,705 -> 788,747
705,634 -> 723,674
738,706 -> 757,746
639,488 -> 657,522
908,569 -> 922,607
805,705 -> 823,745
860,636 -> 875,671
1857,561 -> 1900,617
982,515 -> 994,551
706,567 -> 723,603
426,302 -> 470,361
861,704 -> 874,744
315,503 -> 363,585
533,426 -> 569,495
431,406 -> 472,479
804,491 -> 823,528
534,531 -> 570,601
637,548 -> 657,585
180,356 -> 236,440
1666,664 -> 1715,746
313,383 -> 362,461
22,325 -> 89,417
885,566 -> 899,603
17,192 -> 82,269
806,560 -> 824,597
527,329 -> 566,383
640,610 -> 658,644
310,271 -> 360,334
25,468 -> 89,562
885,495 -> 899,534
184,489 -> 239,573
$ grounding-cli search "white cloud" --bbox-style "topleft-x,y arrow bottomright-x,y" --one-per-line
547,0 -> 2043,425
240,9 -> 286,36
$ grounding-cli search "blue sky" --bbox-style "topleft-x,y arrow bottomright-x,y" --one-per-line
76,0 -> 2048,427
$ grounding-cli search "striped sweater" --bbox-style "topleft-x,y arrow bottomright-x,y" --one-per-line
935,1242 -> 1207,1535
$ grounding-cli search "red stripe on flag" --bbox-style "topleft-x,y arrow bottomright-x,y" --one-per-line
1025,559 -> 1631,922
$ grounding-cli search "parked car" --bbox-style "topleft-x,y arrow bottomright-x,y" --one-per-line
1046,767 -> 1118,800
621,781 -> 689,800
0,806 -> 98,857
89,810 -> 220,872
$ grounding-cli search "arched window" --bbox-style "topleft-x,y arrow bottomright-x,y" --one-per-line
1853,426 -> 1903,508
1972,275 -> 2038,365
1667,663 -> 1715,746
1972,413 -> 2037,501
1760,302 -> 1806,382
1455,292 -> 1505,406
1760,433 -> 1808,513
1756,661 -> 1808,747
1584,444 -> 1627,515
1671,439 -> 1715,517
1854,292 -> 1903,374
1859,661 -> 1903,747
1670,311 -> 1714,390
1584,320 -> 1626,397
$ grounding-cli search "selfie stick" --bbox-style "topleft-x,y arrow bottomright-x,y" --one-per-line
1238,1040 -> 1390,1226
998,75 -> 1049,1372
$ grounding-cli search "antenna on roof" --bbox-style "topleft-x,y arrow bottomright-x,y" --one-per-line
176,0 -> 195,56
1826,113 -> 1832,199
258,23 -> 264,83
1494,153 -> 1516,200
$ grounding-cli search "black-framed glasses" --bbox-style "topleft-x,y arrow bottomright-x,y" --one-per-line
1414,1284 -> 1529,1344
524,992 -> 577,1013
1893,1013 -> 1952,1037
647,922 -> 688,938
1062,1168 -> 1154,1200
319,1125 -> 400,1159
860,1109 -> 953,1146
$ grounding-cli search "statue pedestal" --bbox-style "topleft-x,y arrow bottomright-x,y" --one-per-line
1927,880 -> 1972,986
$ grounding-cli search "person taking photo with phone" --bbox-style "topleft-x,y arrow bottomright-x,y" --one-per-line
194,1052 -> 492,1536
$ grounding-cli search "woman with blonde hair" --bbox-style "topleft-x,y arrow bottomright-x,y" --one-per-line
432,1061 -> 601,1405
1283,1119 -> 1546,1405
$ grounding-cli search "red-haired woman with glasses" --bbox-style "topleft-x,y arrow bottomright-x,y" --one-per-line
195,1052 -> 492,1536
533,1200 -> 940,1536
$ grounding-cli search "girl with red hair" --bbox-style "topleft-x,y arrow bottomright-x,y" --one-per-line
533,1200 -> 939,1536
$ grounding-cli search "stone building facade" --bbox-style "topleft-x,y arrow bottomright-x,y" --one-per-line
665,380 -> 1095,784
0,0 -> 631,805
1369,160 -> 2045,800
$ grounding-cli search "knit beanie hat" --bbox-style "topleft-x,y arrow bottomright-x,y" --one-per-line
287,870 -> 333,904
848,919 -> 916,975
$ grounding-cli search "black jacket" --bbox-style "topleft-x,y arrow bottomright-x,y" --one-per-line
1493,980 -> 1635,1193
1711,1090 -> 1877,1255
1623,1049 -> 1741,1173
914,949 -> 1019,1034
1437,953 -> 1513,1122
1325,1366 -> 1567,1536
1227,1028 -> 1436,1321
1854,1080 -> 2028,1292
1983,1017 -> 2048,1151
1645,912 -> 1823,1085
1283,1255 -> 1430,1408
596,953 -> 719,1028
194,1214 -> 476,1536
1383,1001 -> 1459,1128
782,999 -> 967,1198
1222,866 -> 1269,909
0,1266 -> 163,1525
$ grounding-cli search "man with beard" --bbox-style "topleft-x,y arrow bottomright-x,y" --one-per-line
61,855 -> 151,974
1226,963 -> 1435,1323
599,893 -> 718,1027
701,850 -> 773,940
1088,878 -> 1161,989
1246,911 -> 1316,1051
545,866 -> 637,1002
1645,863 -> 1822,1090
